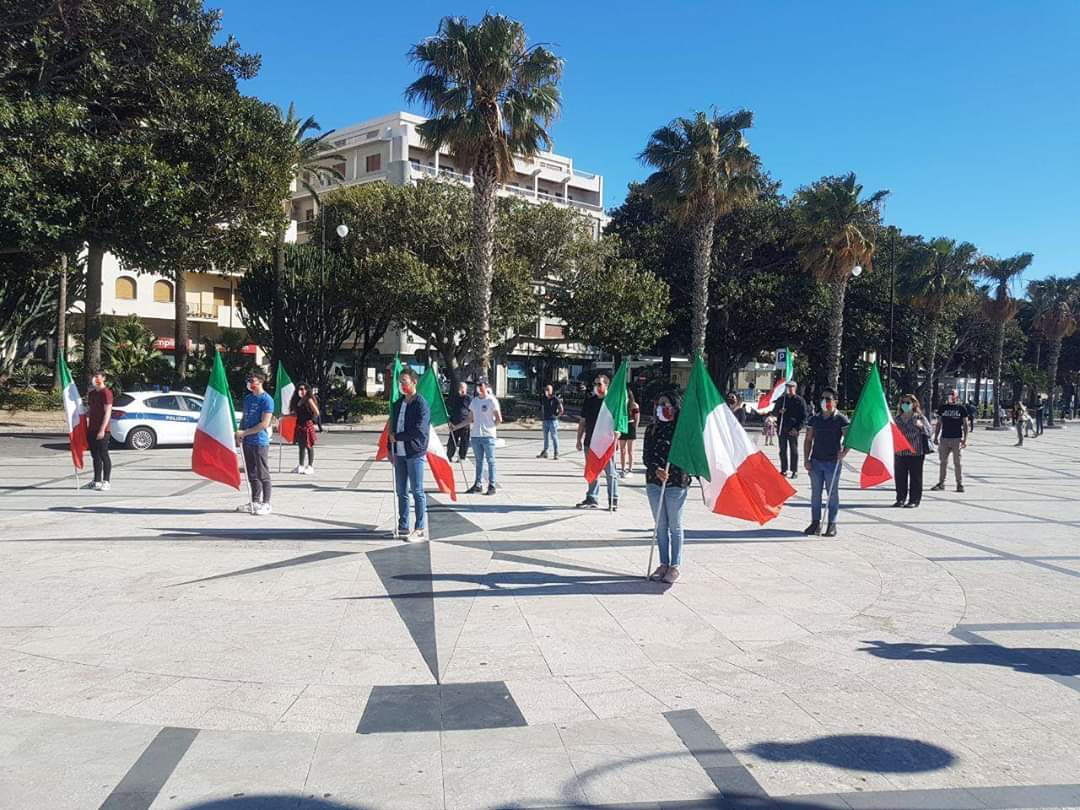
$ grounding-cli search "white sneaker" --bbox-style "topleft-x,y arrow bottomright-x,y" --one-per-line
83,482 -> 99,490
100,481 -> 111,491
254,502 -> 272,516
304,466 -> 315,475
406,527 -> 426,543
236,503 -> 253,513
291,465 -> 303,474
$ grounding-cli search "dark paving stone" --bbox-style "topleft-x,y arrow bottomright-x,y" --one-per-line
99,726 -> 199,810
356,681 -> 526,734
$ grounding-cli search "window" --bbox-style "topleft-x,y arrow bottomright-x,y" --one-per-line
333,162 -> 346,179
147,395 -> 182,411
304,208 -> 314,221
365,154 -> 381,173
180,396 -> 205,412
115,276 -> 137,300
213,287 -> 232,309
113,394 -> 135,408
153,280 -> 174,303
543,323 -> 566,340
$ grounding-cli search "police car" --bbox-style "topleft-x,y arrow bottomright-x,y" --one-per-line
109,391 -> 243,450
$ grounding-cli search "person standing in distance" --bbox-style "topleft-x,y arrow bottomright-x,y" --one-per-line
644,392 -> 691,584
86,370 -> 113,491
538,384 -> 564,459
289,382 -> 319,475
389,369 -> 430,540
576,373 -> 620,510
447,381 -> 471,463
893,393 -> 933,508
931,388 -> 968,493
468,378 -> 502,495
618,389 -> 640,477
803,387 -> 850,537
772,381 -> 807,478
235,371 -> 275,515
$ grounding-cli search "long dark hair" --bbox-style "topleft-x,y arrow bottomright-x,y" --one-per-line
289,382 -> 316,413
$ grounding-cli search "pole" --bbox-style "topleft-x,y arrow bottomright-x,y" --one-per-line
277,426 -> 284,473
887,227 -> 896,402
390,453 -> 400,540
824,455 -> 843,523
645,463 -> 670,579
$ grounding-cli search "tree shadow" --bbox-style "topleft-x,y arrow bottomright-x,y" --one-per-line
340,569 -> 663,601
745,733 -> 955,773
172,797 -> 372,809
859,639 -> 1080,676
50,505 -> 219,516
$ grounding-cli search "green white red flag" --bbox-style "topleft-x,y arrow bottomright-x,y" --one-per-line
273,362 -> 297,443
417,366 -> 456,501
375,354 -> 403,461
844,362 -> 912,488
669,357 -> 796,524
191,350 -> 241,489
757,349 -> 794,411
58,354 -> 88,470
584,360 -> 629,483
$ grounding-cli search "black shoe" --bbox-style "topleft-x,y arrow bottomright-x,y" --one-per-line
485,486 -> 496,496
537,451 -> 548,458
466,485 -> 482,494
803,522 -> 821,536
904,501 -> 918,508
930,482 -> 945,491
576,498 -> 599,509
892,500 -> 905,508
611,498 -> 619,512
956,485 -> 965,493
552,454 -> 559,460
824,523 -> 837,537
790,470 -> 798,479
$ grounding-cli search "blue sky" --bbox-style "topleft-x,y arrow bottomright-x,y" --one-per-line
218,0 -> 1079,281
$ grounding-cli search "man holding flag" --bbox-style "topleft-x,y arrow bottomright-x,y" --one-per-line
86,370 -> 114,490
389,369 -> 430,540
576,366 -> 627,510
802,387 -> 850,537
235,370 -> 275,514
58,354 -> 89,480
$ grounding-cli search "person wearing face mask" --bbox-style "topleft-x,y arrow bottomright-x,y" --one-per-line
388,369 -> 430,540
235,370 -> 275,515
289,382 -> 319,475
931,388 -> 968,493
894,394 -> 933,508
86,370 -> 113,491
802,387 -> 850,537
771,381 -> 807,478
467,378 -> 502,495
576,373 -> 619,509
643,392 -> 692,584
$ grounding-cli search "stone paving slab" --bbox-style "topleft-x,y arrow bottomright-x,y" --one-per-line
1,426 -> 1079,809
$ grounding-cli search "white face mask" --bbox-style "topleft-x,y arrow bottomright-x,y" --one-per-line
655,406 -> 670,422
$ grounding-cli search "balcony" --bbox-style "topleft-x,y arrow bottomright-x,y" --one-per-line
187,304 -> 218,321
297,220 -> 315,233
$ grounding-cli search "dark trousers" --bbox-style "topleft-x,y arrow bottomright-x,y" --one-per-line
448,425 -> 470,461
1036,412 -> 1044,435
894,454 -> 924,504
242,444 -> 272,503
778,430 -> 799,473
90,435 -> 111,482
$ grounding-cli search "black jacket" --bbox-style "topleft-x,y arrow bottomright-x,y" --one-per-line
643,418 -> 691,488
389,396 -> 430,459
772,393 -> 807,433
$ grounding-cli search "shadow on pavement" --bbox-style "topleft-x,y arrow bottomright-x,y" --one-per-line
860,639 -> 1080,676
175,798 -> 372,810
745,733 -> 954,773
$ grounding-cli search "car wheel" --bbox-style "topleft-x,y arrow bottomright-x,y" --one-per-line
125,426 -> 157,451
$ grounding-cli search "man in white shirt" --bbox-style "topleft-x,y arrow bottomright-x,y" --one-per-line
467,378 -> 502,495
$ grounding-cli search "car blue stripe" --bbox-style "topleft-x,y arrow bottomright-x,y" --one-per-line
114,412 -> 199,423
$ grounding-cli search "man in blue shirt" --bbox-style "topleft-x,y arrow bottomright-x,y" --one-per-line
802,387 -> 850,537
235,370 -> 275,515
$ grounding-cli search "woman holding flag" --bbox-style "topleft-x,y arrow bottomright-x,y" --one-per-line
289,383 -> 320,475
644,392 -> 691,584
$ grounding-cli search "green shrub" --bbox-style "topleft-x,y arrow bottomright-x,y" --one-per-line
0,387 -> 63,412
344,396 -> 388,418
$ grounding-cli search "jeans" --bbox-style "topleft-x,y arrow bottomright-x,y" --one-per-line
809,458 -> 840,524
647,482 -> 688,566
242,444 -> 271,503
471,436 -> 497,488
542,418 -> 560,455
394,454 -> 426,532
894,454 -> 924,504
778,430 -> 800,474
587,457 -> 619,503
1015,421 -> 1024,445
937,438 -> 963,486
90,434 -> 112,483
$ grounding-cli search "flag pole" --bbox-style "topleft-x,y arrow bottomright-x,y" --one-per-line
645,463 -> 670,579
277,423 -> 284,473
390,453 -> 400,540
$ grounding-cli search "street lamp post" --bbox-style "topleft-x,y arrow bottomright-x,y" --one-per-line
887,226 -> 896,402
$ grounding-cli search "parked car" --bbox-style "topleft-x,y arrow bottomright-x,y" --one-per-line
109,391 -> 242,450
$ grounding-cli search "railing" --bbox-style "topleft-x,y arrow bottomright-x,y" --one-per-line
297,220 -> 315,233
568,198 -> 603,212
572,168 -> 597,180
187,305 -> 217,321
410,162 -> 438,178
438,167 -> 471,182
504,185 -> 533,198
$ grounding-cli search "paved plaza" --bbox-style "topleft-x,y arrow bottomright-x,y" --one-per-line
1,424 -> 1079,809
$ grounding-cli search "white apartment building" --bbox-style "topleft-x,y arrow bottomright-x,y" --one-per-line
289,111 -> 608,395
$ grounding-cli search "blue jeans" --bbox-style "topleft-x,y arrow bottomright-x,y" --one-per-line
587,457 -> 618,503
542,419 -> 560,455
647,482 -> 688,566
471,436 -> 497,488
809,458 -> 840,524
394,455 -> 426,532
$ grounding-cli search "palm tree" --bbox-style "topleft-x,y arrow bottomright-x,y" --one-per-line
1028,275 -> 1078,427
792,173 -> 888,392
900,237 -> 977,409
406,14 -> 563,380
640,110 -> 758,360
267,103 -> 345,370
978,253 -> 1034,427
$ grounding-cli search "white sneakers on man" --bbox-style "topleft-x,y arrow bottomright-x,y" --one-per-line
254,502 -> 272,516
303,466 -> 315,475
291,465 -> 304,474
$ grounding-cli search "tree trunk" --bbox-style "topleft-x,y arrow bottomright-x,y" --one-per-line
974,367 -> 982,418
689,215 -> 715,361
825,277 -> 848,392
54,253 -> 68,389
921,317 -> 940,412
174,270 -> 189,384
85,242 -> 104,384
661,346 -> 672,383
470,157 -> 500,380
992,321 -> 1006,428
271,227 -> 286,372
1046,335 -> 1062,426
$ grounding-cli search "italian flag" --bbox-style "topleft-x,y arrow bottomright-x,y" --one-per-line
273,362 -> 297,443
670,357 -> 796,524
584,359 -> 629,483
844,362 -> 913,488
417,366 -> 456,501
757,348 -> 794,411
58,354 -> 88,470
191,350 -> 241,489
375,354 -> 403,461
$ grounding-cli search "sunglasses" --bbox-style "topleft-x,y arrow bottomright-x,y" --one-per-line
822,397 -> 835,403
